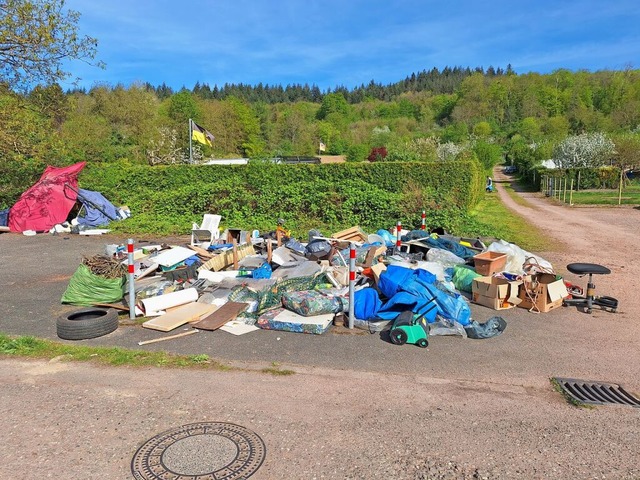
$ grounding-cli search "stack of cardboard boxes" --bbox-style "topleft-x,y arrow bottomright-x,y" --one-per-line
470,251 -> 569,313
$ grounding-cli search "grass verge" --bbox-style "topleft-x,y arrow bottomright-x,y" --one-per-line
568,185 -> 640,205
0,333 -> 231,369
460,192 -> 558,253
261,362 -> 296,376
0,333 -> 296,376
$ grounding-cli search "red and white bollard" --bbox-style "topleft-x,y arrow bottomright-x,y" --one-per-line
395,221 -> 402,253
348,243 -> 356,329
421,210 -> 426,230
127,239 -> 135,320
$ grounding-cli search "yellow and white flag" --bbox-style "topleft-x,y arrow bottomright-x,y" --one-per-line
319,141 -> 326,152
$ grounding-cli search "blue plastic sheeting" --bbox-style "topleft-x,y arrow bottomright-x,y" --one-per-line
376,265 -> 471,325
404,231 -> 477,260
77,189 -> 119,227
0,208 -> 8,226
354,287 -> 382,320
376,229 -> 396,246
377,291 -> 439,322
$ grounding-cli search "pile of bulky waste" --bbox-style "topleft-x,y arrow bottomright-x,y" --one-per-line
59,218 -> 570,346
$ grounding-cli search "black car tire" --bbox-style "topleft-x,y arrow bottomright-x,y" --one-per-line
57,308 -> 119,340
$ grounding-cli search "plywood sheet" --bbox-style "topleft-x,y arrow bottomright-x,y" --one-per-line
191,301 -> 248,331
142,302 -> 217,332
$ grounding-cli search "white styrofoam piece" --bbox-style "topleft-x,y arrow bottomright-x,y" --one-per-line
151,246 -> 196,267
219,321 -> 259,335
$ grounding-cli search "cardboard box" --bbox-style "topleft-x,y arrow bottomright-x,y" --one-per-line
518,273 -> 569,313
473,251 -> 507,276
472,276 -> 522,310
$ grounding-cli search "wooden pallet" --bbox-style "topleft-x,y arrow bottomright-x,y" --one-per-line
331,226 -> 367,243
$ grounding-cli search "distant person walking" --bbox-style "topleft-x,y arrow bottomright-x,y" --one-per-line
486,176 -> 493,192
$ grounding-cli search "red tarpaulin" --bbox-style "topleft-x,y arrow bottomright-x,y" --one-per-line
8,162 -> 86,233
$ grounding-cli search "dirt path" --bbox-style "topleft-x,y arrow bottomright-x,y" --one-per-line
492,167 -> 640,317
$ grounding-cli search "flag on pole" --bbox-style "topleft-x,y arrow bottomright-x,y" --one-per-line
192,121 -> 215,147
319,141 -> 326,152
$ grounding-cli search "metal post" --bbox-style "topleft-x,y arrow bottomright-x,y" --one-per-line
395,220 -> 402,254
569,179 -> 574,205
348,243 -> 356,329
618,167 -> 624,205
127,239 -> 135,320
188,118 -> 193,164
421,210 -> 426,230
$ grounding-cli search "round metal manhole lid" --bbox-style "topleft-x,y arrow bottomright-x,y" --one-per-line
131,422 -> 266,479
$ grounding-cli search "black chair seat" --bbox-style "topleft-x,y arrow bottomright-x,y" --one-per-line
567,263 -> 611,275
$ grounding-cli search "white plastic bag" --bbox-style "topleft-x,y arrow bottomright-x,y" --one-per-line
426,248 -> 466,268
487,239 -> 553,274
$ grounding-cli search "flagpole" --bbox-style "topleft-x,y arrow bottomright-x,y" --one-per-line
189,118 -> 193,164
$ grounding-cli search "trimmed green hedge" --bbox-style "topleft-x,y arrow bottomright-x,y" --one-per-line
2,159 -> 483,236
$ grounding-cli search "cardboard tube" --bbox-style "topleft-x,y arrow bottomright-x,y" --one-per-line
139,288 -> 199,316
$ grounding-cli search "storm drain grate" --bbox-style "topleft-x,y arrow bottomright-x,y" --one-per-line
553,377 -> 640,407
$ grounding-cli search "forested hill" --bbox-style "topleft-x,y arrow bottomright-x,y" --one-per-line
72,65 -> 514,103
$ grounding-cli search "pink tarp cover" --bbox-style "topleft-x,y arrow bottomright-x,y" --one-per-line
8,162 -> 86,232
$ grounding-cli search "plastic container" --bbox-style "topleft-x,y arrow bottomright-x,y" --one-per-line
473,251 -> 507,276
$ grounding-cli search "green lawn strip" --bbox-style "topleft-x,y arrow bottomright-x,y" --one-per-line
0,333 -> 296,376
0,333 -> 228,369
461,192 -> 558,253
569,186 -> 640,205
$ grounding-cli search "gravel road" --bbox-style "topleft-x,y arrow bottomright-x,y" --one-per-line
1,173 -> 639,479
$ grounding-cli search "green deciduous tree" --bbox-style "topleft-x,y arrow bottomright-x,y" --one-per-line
0,0 -> 103,90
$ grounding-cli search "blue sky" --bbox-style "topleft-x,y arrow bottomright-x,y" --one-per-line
62,0 -> 640,92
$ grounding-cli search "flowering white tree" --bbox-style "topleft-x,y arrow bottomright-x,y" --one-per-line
147,127 -> 203,165
552,132 -> 615,168
436,141 -> 464,161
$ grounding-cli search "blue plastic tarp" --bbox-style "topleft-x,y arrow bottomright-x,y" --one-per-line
376,264 -> 471,325
77,189 -> 119,227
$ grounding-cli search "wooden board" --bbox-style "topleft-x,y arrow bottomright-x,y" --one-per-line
197,244 -> 255,272
331,226 -> 367,243
142,302 -> 217,332
92,302 -> 129,312
188,245 -> 214,258
191,301 -> 248,331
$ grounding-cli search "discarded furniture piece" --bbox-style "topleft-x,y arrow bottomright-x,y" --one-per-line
191,214 -> 222,247
257,308 -> 334,335
562,263 -> 618,314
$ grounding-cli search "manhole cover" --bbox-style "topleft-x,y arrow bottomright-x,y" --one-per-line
131,422 -> 266,479
553,377 -> 640,407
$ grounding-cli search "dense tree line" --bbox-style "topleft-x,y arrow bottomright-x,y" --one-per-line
134,65 -> 508,104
